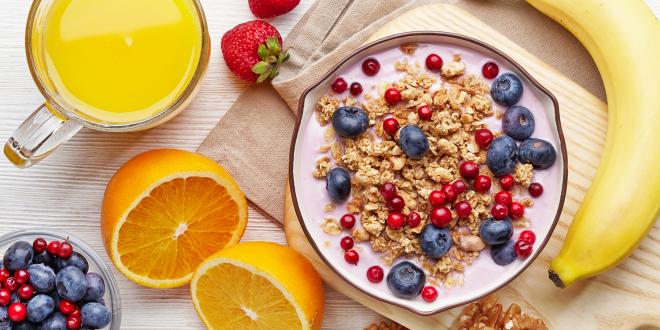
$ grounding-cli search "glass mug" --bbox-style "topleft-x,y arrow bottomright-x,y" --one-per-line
5,0 -> 211,168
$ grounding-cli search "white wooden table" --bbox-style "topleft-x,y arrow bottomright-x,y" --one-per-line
1,1 -> 658,329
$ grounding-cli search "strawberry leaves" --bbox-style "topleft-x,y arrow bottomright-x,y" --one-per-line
251,36 -> 289,83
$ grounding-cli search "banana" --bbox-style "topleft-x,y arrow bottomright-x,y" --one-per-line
525,0 -> 660,287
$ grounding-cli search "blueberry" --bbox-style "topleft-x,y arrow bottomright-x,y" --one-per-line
419,225 -> 452,259
386,261 -> 425,299
55,252 -> 89,274
81,303 -> 111,329
0,306 -> 9,330
10,292 -> 20,304
491,73 -> 523,106
3,241 -> 34,272
56,266 -> 88,302
48,290 -> 61,307
331,106 -> 369,138
491,240 -> 518,266
326,167 -> 351,202
83,273 -> 105,302
40,312 -> 66,330
518,138 -> 556,170
479,218 -> 514,245
502,106 -> 535,141
28,264 -> 56,293
486,136 -> 518,176
13,321 -> 37,330
399,125 -> 429,159
32,251 -> 56,269
26,294 -> 55,323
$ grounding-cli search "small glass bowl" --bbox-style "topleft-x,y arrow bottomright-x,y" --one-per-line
0,229 -> 121,329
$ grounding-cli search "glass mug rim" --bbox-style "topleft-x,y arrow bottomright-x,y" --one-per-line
24,0 -> 212,132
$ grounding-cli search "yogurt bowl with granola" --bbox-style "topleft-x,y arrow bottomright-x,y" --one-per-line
289,32 -> 567,315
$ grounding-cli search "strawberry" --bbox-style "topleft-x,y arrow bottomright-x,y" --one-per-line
248,0 -> 300,18
221,20 -> 289,83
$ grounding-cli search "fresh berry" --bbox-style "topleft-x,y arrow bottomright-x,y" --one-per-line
344,250 -> 359,265
349,82 -> 363,96
332,106 -> 369,138
428,190 -> 446,207
59,300 -> 75,315
494,191 -> 512,206
340,236 -> 354,251
474,128 -> 494,149
362,58 -> 380,76
70,308 -> 81,319
0,270 -> 8,283
499,175 -> 515,191
379,182 -> 398,201
42,312 -> 67,329
419,225 -> 452,258
491,203 -> 509,220
384,88 -> 402,105
518,138 -> 557,170
417,105 -> 433,120
474,175 -> 492,193
421,286 -> 438,302
452,180 -> 467,194
221,20 -> 287,83
8,302 -> 26,322
491,240 -> 518,266
387,213 -> 405,230
32,238 -> 47,254
515,239 -> 533,258
491,73 -> 523,106
340,214 -> 356,229
406,212 -> 421,228
509,202 -> 525,219
425,54 -> 443,71
56,267 -> 88,302
482,62 -> 499,79
454,201 -> 472,218
503,106 -> 535,141
81,303 -> 111,329
26,294 -> 55,323
398,125 -> 429,159
83,273 -> 106,302
248,0 -> 300,18
441,184 -> 457,202
27,264 -> 56,293
487,136 -> 519,176
47,241 -> 60,256
519,230 -> 536,245
383,118 -> 399,135
0,289 -> 9,306
0,306 -> 8,329
459,161 -> 479,180
528,183 -> 544,197
331,78 -> 348,93
17,285 -> 33,300
3,241 -> 34,272
386,196 -> 405,212
386,261 -> 425,299
326,167 -> 351,202
66,315 -> 82,330
479,218 -> 513,245
57,242 -> 73,260
3,278 -> 17,292
366,266 -> 384,283
430,206 -> 452,228
14,270 -> 29,285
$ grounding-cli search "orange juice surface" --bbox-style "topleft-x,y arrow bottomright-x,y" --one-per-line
34,0 -> 203,124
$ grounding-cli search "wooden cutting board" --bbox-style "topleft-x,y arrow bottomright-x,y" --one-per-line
284,4 -> 660,329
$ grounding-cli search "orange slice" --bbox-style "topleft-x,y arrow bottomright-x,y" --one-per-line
101,149 -> 248,288
191,242 -> 324,330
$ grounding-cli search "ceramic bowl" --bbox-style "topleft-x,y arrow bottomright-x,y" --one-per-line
289,32 -> 567,315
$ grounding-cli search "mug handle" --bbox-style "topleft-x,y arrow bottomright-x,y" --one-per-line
4,103 -> 82,168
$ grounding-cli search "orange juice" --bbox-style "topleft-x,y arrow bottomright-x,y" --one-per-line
31,0 -> 204,124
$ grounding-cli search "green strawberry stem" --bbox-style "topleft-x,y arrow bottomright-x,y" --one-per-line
252,36 -> 289,83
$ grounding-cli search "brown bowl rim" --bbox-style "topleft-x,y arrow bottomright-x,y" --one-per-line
288,31 -> 568,316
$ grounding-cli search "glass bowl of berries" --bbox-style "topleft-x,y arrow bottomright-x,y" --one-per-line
0,229 -> 121,329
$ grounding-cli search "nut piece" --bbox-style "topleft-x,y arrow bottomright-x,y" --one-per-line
455,295 -> 547,330
458,235 -> 486,252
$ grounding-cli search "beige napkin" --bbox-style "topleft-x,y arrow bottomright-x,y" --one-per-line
197,0 -> 604,224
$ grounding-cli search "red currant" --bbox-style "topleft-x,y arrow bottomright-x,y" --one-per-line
474,175 -> 492,192
474,129 -> 494,149
384,88 -> 402,105
344,249 -> 359,265
425,54 -> 443,71
428,190 -> 446,207
494,191 -> 512,206
459,161 -> 479,180
70,308 -> 81,319
0,289 -> 10,306
379,182 -> 398,201
362,58 -> 380,76
387,213 -> 405,230
441,184 -> 457,202
482,62 -> 499,79
383,118 -> 399,135
366,266 -> 384,283
454,201 -> 472,218
340,214 -> 356,229
386,195 -> 405,212
58,241 -> 74,259
452,180 -> 467,194
17,284 -> 33,300
47,241 -> 60,256
514,239 -> 533,258
422,286 -> 438,302
33,238 -> 47,253
0,269 -> 9,283
331,78 -> 348,94
340,236 -> 354,251
7,302 -> 26,322
14,270 -> 29,285
66,316 -> 82,330
349,82 -> 363,96
59,299 -> 76,315
510,202 -> 525,219
519,230 -> 536,245
499,175 -> 515,191
3,277 -> 17,292
430,206 -> 452,228
406,212 -> 421,228
528,183 -> 544,197
417,105 -> 433,120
